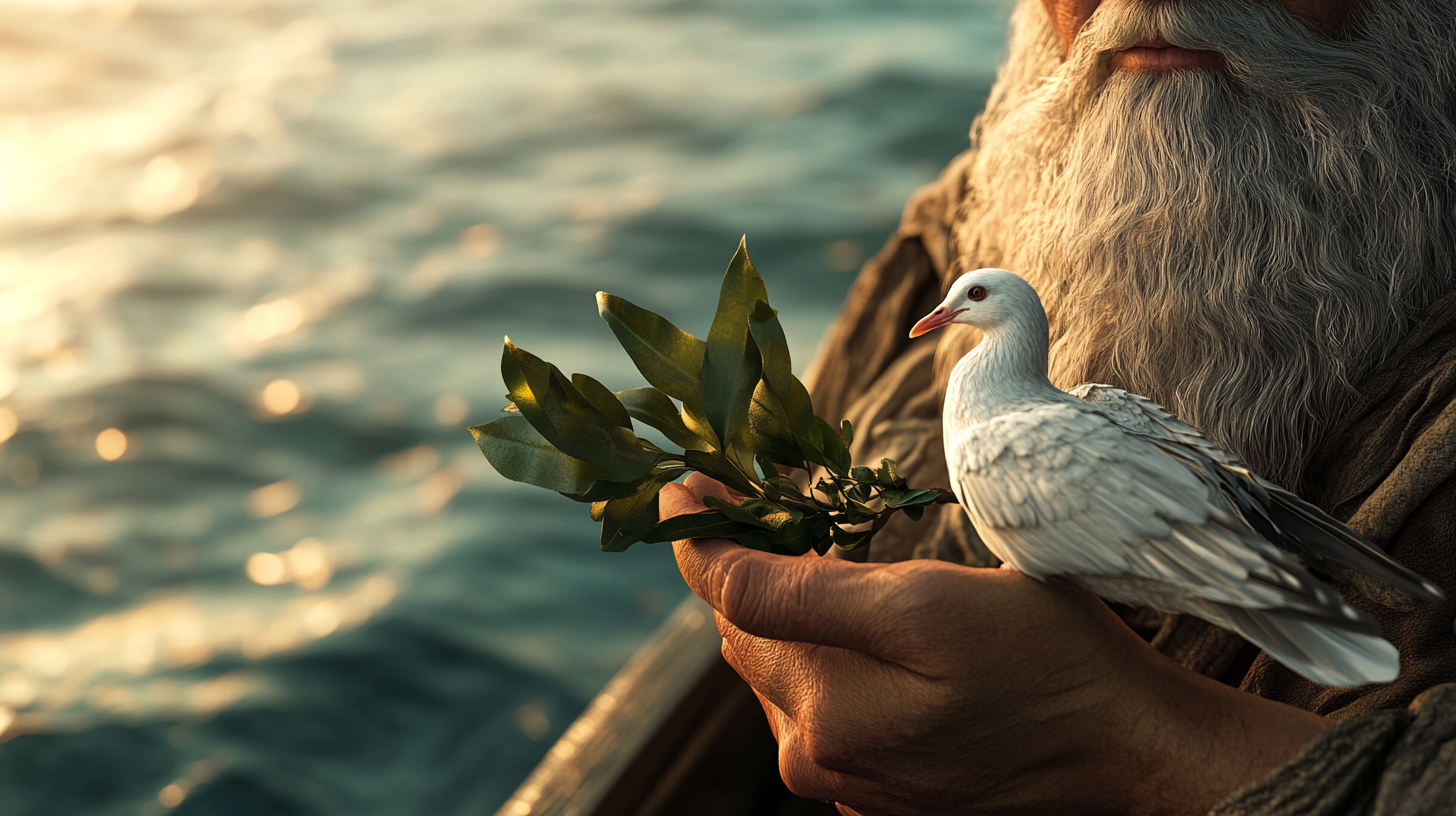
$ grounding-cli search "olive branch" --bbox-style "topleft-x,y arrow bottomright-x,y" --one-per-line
470,238 -> 954,555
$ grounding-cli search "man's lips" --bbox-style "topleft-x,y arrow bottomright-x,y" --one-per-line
1110,38 -> 1226,72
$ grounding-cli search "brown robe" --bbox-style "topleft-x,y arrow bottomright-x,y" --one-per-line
804,150 -> 1456,813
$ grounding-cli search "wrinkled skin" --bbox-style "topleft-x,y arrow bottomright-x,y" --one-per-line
662,473 -> 1331,816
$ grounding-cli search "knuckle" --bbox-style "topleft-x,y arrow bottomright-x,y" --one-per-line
798,727 -> 857,776
800,702 -> 874,774
876,693 -> 941,749
779,741 -> 835,800
801,738 -> 844,774
715,551 -> 761,623
719,552 -> 806,635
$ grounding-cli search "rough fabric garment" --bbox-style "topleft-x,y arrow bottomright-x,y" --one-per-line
803,150 -> 1456,814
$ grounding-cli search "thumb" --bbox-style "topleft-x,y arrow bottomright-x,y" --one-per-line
675,538 -> 895,656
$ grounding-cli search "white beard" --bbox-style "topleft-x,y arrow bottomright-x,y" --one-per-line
945,0 -> 1456,488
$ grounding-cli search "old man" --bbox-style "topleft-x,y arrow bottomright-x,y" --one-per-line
661,0 -> 1456,814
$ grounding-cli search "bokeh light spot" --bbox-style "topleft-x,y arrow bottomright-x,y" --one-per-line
246,552 -> 287,586
249,480 -> 300,517
95,428 -> 127,461
260,378 -> 302,415
0,407 -> 17,444
158,782 -> 186,808
241,299 -> 303,343
460,223 -> 500,258
304,600 -> 340,637
132,154 -> 200,223
287,538 -> 332,590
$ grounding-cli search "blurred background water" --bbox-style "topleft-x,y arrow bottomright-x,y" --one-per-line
0,0 -> 1011,812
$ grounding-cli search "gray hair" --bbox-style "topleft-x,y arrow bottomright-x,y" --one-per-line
947,0 -> 1456,488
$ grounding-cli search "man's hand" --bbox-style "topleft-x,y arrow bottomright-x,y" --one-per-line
661,473 -> 1332,816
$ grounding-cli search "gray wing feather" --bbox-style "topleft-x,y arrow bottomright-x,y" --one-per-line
950,398 -> 1409,685
1071,383 -> 1445,604
948,402 -> 1328,612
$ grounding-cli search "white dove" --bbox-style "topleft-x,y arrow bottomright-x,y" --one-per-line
909,268 -> 1445,687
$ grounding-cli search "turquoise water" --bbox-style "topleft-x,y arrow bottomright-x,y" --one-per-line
0,0 -> 1010,812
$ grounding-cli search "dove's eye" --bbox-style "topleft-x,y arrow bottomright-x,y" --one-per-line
967,285 -> 987,302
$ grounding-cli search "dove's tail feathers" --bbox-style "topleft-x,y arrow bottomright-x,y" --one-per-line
1213,604 -> 1400,687
1261,488 -> 1445,604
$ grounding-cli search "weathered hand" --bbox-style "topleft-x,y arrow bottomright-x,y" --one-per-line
661,473 -> 1332,816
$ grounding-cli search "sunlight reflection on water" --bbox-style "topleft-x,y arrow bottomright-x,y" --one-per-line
0,0 -> 1010,811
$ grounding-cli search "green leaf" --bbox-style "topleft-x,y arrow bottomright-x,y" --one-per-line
754,453 -> 780,484
876,459 -> 902,487
747,381 -> 806,466
572,373 -> 632,429
744,304 -> 814,435
600,470 -> 682,552
723,425 -> 762,486
539,372 -> 655,478
903,505 -> 925,522
617,387 -> 713,452
596,293 -> 707,407
703,496 -> 800,531
501,339 -> 656,482
768,518 -> 813,556
831,526 -> 875,551
646,511 -> 764,543
799,416 -> 851,475
471,416 -> 618,494
882,487 -> 946,508
765,475 -> 809,507
782,376 -> 815,434
701,238 -> 769,451
732,530 -> 776,553
798,420 -> 827,469
850,466 -> 876,484
842,496 -> 877,525
841,419 -> 854,448
562,478 -> 646,503
814,476 -> 843,504
681,403 -> 721,451
748,300 -> 794,402
683,449 -> 757,497
563,462 -> 689,503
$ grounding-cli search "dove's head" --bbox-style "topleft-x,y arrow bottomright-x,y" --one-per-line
909,268 -> 1045,338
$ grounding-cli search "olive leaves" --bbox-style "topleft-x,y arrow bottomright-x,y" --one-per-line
470,237 -> 953,554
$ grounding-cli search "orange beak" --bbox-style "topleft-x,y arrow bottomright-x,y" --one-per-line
909,306 -> 966,338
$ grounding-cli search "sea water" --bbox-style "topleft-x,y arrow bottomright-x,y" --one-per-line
0,0 -> 1011,812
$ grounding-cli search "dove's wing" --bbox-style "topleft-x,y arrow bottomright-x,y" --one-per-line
1071,383 -> 1444,603
947,401 -> 1347,617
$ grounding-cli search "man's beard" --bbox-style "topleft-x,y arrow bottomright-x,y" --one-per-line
947,0 -> 1456,489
